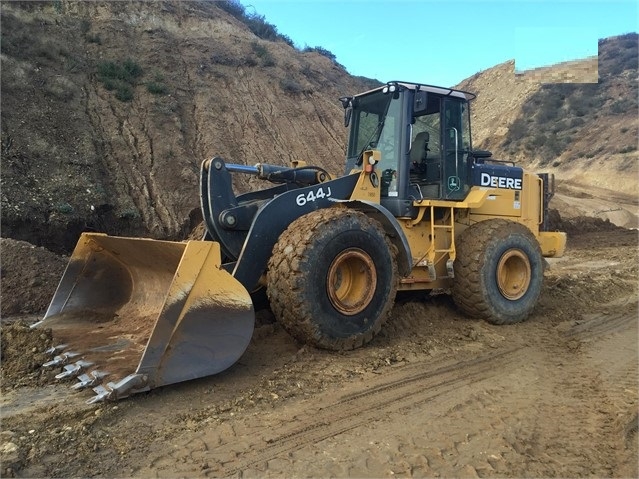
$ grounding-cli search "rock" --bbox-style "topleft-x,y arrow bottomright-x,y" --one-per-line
0,442 -> 18,454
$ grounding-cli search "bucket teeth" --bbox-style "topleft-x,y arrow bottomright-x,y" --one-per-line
55,360 -> 94,380
43,351 -> 80,368
45,344 -> 69,355
72,371 -> 108,390
86,374 -> 147,404
87,385 -> 112,404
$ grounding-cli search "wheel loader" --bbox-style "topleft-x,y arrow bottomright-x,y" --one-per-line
34,81 -> 566,403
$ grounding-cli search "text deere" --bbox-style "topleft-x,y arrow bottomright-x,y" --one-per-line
480,172 -> 522,190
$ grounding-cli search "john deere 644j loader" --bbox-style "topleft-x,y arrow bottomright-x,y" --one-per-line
35,82 -> 566,403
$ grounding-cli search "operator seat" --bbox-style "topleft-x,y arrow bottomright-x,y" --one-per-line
409,130 -> 441,199
410,131 -> 430,170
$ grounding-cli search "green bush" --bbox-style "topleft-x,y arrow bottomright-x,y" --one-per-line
101,77 -> 117,91
115,85 -> 134,102
98,59 -> 142,84
97,59 -> 143,102
252,41 -> 268,58
146,81 -> 168,95
123,59 -> 142,80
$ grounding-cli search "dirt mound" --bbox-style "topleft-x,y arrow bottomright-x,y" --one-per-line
0,238 -> 67,316
0,321 -> 57,391
560,215 -> 628,235
546,209 -> 629,235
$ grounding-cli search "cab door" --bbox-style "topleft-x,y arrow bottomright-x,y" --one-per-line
443,99 -> 471,200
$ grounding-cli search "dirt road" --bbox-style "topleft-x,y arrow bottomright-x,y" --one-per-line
1,228 -> 637,478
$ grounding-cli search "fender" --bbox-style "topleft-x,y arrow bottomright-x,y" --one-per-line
231,174 -> 360,291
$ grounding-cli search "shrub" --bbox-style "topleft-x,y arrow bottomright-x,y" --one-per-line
217,0 -> 246,19
100,78 -> 117,91
245,13 -> 279,41
122,59 -> 142,80
619,145 -> 637,153
115,85 -> 134,102
279,34 -> 295,47
211,52 -> 240,67
56,202 -> 74,214
146,81 -> 168,95
251,41 -> 276,67
303,46 -> 337,63
610,100 -> 629,115
280,78 -> 303,94
98,59 -> 142,84
252,41 -> 268,58
86,34 -> 102,44
569,117 -> 585,128
216,0 -> 296,46
97,59 -> 143,102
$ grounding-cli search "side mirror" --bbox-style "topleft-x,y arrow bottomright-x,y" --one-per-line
339,96 -> 353,127
344,107 -> 352,127
414,91 -> 428,114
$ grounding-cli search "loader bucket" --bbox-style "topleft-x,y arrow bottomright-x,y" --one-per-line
34,233 -> 254,402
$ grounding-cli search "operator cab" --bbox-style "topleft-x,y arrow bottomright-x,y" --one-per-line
342,82 -> 475,217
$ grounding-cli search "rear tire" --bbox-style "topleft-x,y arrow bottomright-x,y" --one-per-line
452,219 -> 543,325
267,208 -> 398,350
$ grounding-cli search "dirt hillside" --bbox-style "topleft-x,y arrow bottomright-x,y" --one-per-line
457,34 -> 638,227
1,1 -> 377,253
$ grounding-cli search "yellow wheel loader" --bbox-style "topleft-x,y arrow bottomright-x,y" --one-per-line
35,81 -> 566,402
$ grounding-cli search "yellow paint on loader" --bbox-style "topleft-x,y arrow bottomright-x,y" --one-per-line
36,233 -> 254,401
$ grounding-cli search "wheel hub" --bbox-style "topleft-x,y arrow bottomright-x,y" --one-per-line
327,248 -> 377,315
496,249 -> 531,300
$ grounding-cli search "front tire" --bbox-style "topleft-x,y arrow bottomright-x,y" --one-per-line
452,219 -> 544,325
267,208 -> 398,350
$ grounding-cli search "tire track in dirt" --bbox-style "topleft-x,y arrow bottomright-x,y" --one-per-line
565,309 -> 637,341
141,347 -> 525,477
137,297 -> 639,478
563,303 -> 638,395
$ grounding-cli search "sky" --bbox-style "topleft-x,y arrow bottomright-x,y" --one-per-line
243,0 -> 638,87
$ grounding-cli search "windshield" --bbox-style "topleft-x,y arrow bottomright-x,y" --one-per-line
347,90 -> 401,169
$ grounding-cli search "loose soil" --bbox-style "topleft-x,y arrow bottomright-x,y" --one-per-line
1,222 -> 637,478
0,238 -> 67,316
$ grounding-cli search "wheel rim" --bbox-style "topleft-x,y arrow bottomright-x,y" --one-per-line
327,248 -> 377,315
496,249 -> 531,300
